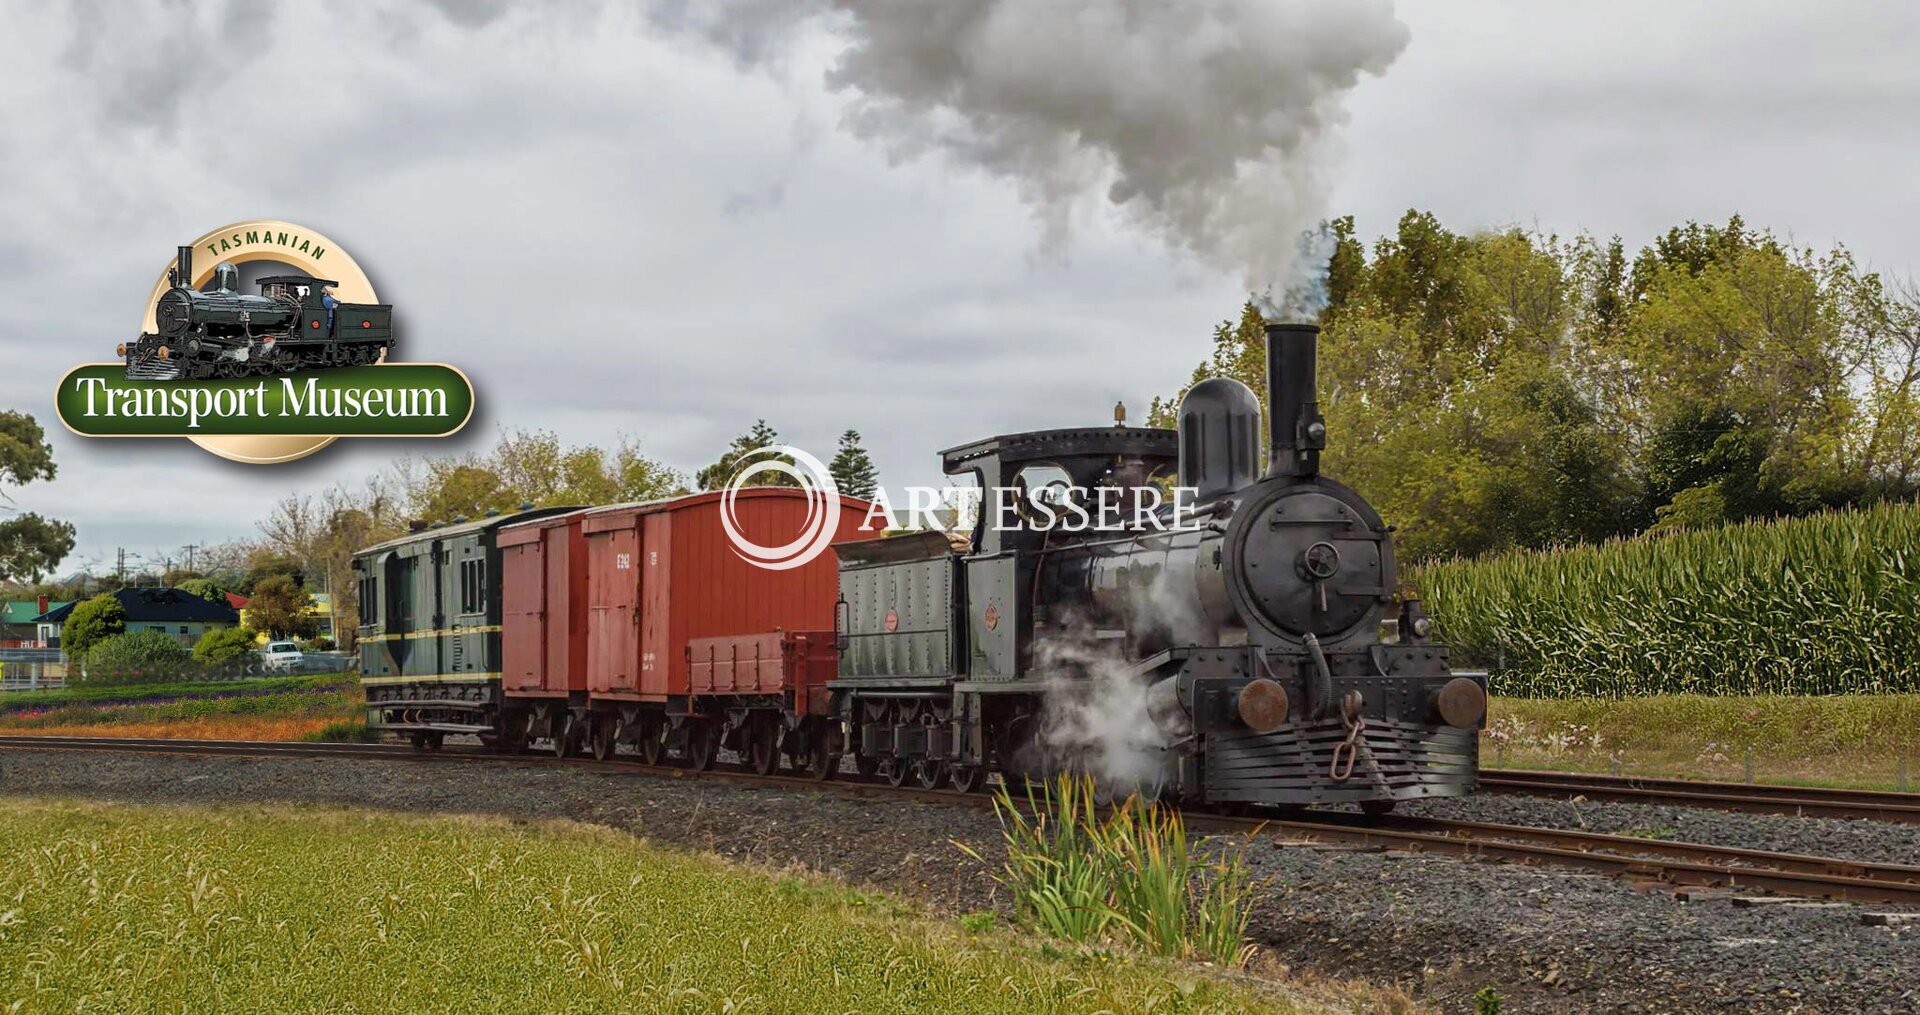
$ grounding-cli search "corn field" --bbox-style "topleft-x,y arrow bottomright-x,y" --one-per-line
1409,502 -> 1920,698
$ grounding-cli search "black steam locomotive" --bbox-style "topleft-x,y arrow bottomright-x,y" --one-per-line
122,245 -> 394,380
835,320 -> 1486,810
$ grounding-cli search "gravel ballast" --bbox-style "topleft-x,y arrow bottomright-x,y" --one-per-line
3,747 -> 1915,1013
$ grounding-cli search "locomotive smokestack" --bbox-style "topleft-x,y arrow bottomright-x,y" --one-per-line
1264,320 -> 1326,478
173,245 -> 194,289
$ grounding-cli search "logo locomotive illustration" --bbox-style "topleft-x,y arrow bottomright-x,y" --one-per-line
57,220 -> 472,464
122,242 -> 394,380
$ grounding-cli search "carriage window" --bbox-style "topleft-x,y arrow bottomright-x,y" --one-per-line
459,558 -> 486,614
358,576 -> 377,624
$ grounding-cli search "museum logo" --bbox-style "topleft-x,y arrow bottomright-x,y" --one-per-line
55,220 -> 473,464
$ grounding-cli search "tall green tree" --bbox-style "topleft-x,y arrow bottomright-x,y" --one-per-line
696,420 -> 801,490
0,411 -> 75,582
248,574 -> 318,640
828,430 -> 880,499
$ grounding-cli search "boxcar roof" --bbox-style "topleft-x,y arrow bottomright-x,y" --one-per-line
579,488 -> 872,519
354,505 -> 582,557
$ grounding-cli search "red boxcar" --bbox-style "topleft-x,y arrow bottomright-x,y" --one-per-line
581,489 -> 873,703
499,509 -> 590,702
687,629 -> 839,716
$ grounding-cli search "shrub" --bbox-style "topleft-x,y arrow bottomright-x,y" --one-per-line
61,594 -> 126,656
193,626 -> 259,665
304,636 -> 336,652
956,775 -> 1257,966
1412,502 -> 1920,697
304,719 -> 378,743
85,630 -> 192,682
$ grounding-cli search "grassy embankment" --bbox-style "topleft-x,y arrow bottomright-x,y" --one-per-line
0,798 -> 1304,1013
0,673 -> 366,742
1484,693 -> 1920,789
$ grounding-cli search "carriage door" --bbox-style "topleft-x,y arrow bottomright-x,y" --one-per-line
500,538 -> 543,694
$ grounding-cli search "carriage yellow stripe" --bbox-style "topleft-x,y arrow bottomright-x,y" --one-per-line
358,672 -> 500,686
360,625 -> 502,643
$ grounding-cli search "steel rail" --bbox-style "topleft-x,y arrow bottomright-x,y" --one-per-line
1482,769 -> 1920,824
4,735 -> 1917,905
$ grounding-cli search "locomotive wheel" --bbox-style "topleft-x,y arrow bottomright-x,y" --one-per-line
882,758 -> 909,788
854,752 -> 880,778
424,732 -> 444,752
915,759 -> 948,791
551,713 -> 575,759
684,721 -> 718,771
948,765 -> 984,794
409,732 -> 429,753
638,722 -> 664,765
747,718 -> 779,775
589,716 -> 620,762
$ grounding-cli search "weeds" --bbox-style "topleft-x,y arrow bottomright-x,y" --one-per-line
958,775 -> 1258,966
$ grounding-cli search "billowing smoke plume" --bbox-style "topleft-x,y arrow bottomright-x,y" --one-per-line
48,0 -> 1405,295
724,0 -> 1409,290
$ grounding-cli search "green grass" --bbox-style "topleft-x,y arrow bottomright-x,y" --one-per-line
0,672 -> 354,712
0,684 -> 361,731
1484,693 -> 1920,790
0,799 -> 1292,1013
1412,502 -> 1920,697
302,718 -> 381,743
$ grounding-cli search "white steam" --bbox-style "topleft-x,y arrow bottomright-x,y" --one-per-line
1034,555 -> 1217,793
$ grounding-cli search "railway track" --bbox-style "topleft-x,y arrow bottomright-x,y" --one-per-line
4,734 -> 1917,906
1483,768 -> 1920,824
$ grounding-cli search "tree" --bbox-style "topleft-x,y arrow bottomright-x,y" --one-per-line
248,574 -> 319,640
0,411 -> 75,582
1149,211 -> 1920,560
193,625 -> 259,665
62,594 -> 125,656
696,420 -> 801,490
175,578 -> 229,605
829,430 -> 879,499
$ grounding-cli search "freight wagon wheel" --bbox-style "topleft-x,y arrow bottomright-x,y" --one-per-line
915,760 -> 948,791
551,713 -> 575,759
684,721 -> 718,771
807,739 -> 840,781
590,717 -> 620,762
747,719 -> 780,776
947,765 -> 983,794
638,722 -> 664,765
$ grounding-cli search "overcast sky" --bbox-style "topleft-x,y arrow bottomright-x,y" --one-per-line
2,1 -> 1917,578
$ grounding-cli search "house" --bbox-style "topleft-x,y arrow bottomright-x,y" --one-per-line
35,588 -> 241,652
3,595 -> 72,648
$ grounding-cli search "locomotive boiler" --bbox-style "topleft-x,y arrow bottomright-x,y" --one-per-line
122,245 -> 394,380
832,320 -> 1487,809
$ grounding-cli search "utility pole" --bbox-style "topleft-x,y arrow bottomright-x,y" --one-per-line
183,543 -> 201,573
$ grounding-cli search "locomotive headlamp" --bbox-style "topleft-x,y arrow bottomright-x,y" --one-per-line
116,343 -> 126,357
156,345 -> 170,360
1412,616 -> 1433,638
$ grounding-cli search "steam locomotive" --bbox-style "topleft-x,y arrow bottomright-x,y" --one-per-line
122,245 -> 394,380
355,320 -> 1485,812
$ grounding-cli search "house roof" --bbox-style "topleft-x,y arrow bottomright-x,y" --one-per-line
34,588 -> 239,625
2,601 -> 71,625
225,591 -> 250,609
